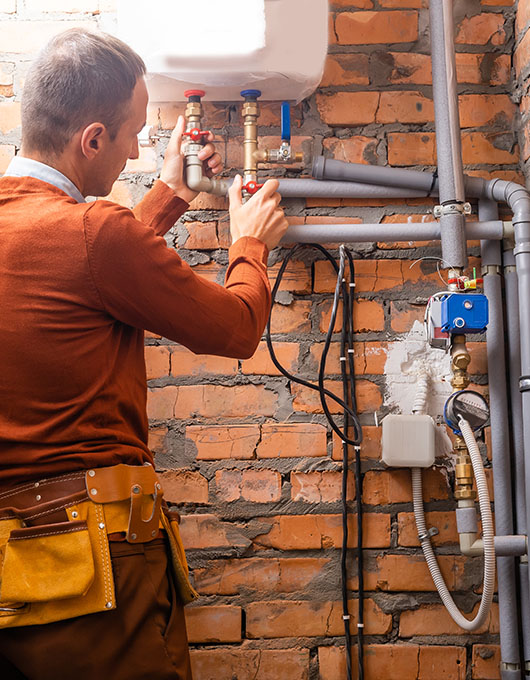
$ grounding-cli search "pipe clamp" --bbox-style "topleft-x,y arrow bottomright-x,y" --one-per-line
519,376 -> 530,393
513,241 -> 530,256
433,202 -> 472,219
418,526 -> 439,542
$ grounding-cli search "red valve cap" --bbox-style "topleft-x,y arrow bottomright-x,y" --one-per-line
243,181 -> 264,194
184,89 -> 206,99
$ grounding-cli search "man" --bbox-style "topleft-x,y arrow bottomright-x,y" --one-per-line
0,28 -> 288,680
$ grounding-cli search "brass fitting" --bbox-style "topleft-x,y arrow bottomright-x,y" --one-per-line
454,435 -> 476,500
450,334 -> 470,391
185,100 -> 203,130
242,99 -> 260,182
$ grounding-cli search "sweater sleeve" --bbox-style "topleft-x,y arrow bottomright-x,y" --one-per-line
83,200 -> 271,358
132,179 -> 189,236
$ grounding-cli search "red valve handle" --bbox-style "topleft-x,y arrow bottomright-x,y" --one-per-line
243,181 -> 264,194
182,128 -> 211,142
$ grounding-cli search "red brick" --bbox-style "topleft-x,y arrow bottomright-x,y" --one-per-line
379,0 -> 425,6
462,131 -> 518,165
456,13 -> 505,45
363,468 -> 449,505
148,426 -> 168,457
516,0 -> 530,35
145,345 -> 170,380
0,144 -> 15,173
257,423 -> 328,458
159,469 -> 208,503
214,469 -> 281,503
390,301 -> 426,332
336,11 -> 418,44
182,221 -> 219,250
188,193 -> 228,211
185,424 -> 259,460
459,94 -> 516,128
292,379 -> 382,413
0,100 -> 20,134
362,554 -> 471,591
419,646 -> 467,680
320,53 -> 370,87
185,606 -> 241,643
268,260 -> 311,294
398,511 -> 459,547
241,341 -> 299,375
331,0 -> 373,6
192,557 -> 331,594
318,299 -> 385,333
467,341 -> 488,374
172,384 -> 278,418
319,644 -> 420,680
385,52 -> 508,86
291,470 -> 355,502
316,92 -> 379,125
515,28 -> 530,78
253,513 -> 390,550
246,598 -> 391,638
400,602 -> 497,637
308,341 -> 388,375
190,649 -> 309,680
179,514 -> 251,550
332,426 -> 381,460
471,645 -> 501,679
147,385 -> 179,420
322,136 -> 378,163
377,91 -> 434,124
388,132 -> 436,166
269,300 -> 312,333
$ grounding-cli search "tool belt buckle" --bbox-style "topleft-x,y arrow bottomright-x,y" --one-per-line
127,480 -> 163,543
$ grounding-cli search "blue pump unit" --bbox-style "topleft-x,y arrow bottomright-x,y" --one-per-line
440,293 -> 489,334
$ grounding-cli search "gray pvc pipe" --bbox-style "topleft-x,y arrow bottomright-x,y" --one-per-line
277,178 -> 428,199
480,202 -> 522,676
312,156 -> 437,193
429,0 -> 467,268
503,244 -> 530,666
281,220 -> 504,244
488,180 -> 530,676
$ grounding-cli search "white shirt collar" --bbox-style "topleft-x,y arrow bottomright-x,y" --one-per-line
4,156 -> 86,204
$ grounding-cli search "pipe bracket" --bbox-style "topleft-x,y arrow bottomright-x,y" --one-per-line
433,202 -> 472,219
418,526 -> 439,542
519,376 -> 530,393
514,241 -> 530,256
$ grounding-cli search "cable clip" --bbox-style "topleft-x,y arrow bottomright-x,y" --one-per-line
357,623 -> 364,629
342,615 -> 351,621
519,375 -> 530,393
418,526 -> 439,542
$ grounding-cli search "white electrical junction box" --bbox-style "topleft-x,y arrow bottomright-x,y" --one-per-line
381,414 -> 436,468
116,0 -> 329,102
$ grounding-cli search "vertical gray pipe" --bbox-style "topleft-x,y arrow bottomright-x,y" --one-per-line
480,201 -> 522,679
429,0 -> 467,268
504,243 -> 530,672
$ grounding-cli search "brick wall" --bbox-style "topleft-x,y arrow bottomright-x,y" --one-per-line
0,1 -> 524,678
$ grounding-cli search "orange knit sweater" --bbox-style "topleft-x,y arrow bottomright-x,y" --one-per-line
0,177 -> 270,487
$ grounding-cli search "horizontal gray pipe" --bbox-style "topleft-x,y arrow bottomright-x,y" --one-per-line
310,157 -> 487,199
281,220 -> 505,244
277,178 -> 428,199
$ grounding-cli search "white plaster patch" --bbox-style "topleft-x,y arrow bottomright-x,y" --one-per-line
384,320 -> 454,455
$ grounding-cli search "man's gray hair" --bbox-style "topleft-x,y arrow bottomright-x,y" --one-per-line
22,28 -> 146,157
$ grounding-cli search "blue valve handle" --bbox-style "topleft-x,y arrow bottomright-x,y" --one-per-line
281,101 -> 291,142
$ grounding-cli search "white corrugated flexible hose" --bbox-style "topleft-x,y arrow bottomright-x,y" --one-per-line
412,414 -> 495,630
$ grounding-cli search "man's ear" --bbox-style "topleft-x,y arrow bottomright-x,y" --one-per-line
80,123 -> 106,160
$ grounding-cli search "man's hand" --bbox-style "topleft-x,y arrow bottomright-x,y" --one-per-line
160,115 -> 223,203
228,175 -> 288,250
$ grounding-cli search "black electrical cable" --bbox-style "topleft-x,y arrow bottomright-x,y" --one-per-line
266,244 -> 364,680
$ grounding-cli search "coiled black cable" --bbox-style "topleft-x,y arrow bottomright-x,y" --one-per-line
266,244 -> 364,680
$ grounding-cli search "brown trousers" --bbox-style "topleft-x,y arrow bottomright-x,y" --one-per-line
0,537 -> 192,680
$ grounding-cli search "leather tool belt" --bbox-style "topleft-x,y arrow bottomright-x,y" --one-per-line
0,463 -> 197,629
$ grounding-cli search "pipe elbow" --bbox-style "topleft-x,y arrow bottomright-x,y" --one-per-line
185,156 -> 229,197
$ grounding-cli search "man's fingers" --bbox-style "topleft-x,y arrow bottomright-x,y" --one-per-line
229,174 -> 243,210
198,142 -> 217,161
259,178 -> 280,198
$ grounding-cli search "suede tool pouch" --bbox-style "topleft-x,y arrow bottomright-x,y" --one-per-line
0,520 -> 95,603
